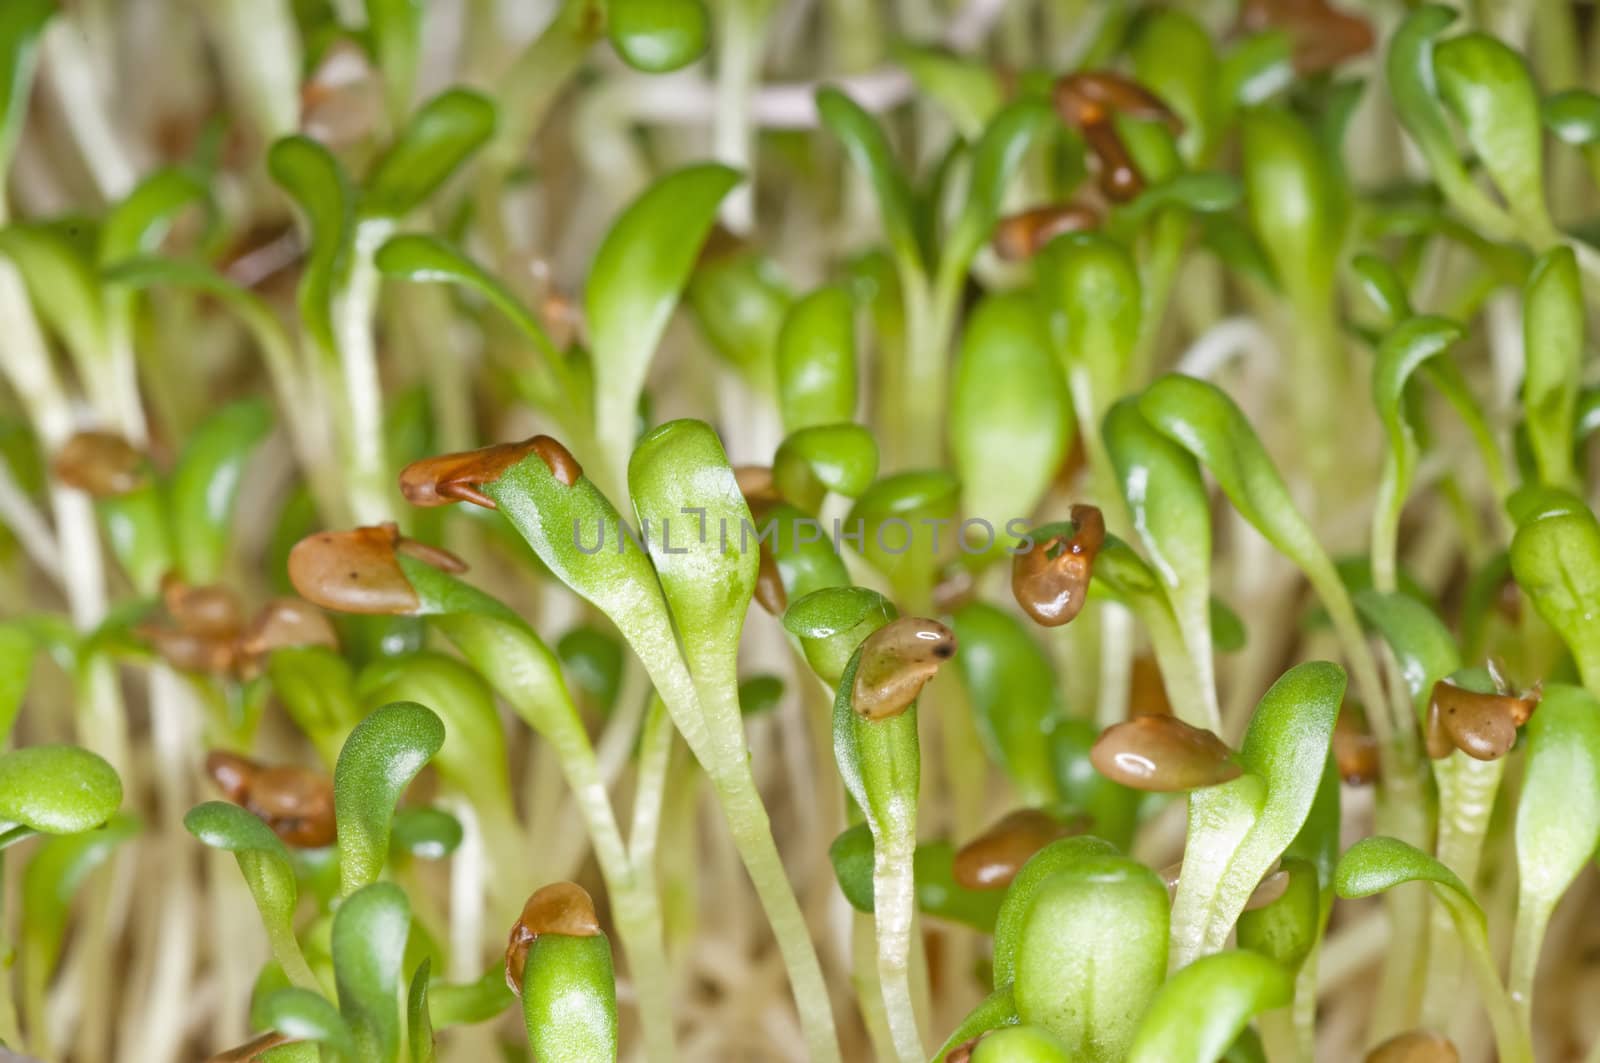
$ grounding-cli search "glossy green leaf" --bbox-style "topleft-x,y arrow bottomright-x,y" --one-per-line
783,585 -> 894,687
1350,253 -> 1413,329
1386,6 -> 1511,239
428,969 -> 514,1027
914,841 -> 1006,932
1508,489 -> 1600,690
261,987 -> 356,1058
0,222 -> 107,367
21,813 -> 137,1033
1240,106 -> 1342,310
992,836 -> 1121,987
1369,316 -> 1465,589
100,167 -> 211,264
169,397 -> 273,583
357,651 -> 512,819
269,647 -> 364,767
1511,684 -> 1600,1017
557,626 -> 625,712
587,165 -> 739,491
407,958 -> 435,1063
390,806 -> 462,860
895,45 -> 1003,139
1171,661 -> 1344,967
0,0 -> 52,183
608,0 -> 709,73
1219,31 -> 1293,110
773,423 -> 878,511
628,419 -> 757,714
333,702 -> 445,894
686,244 -> 790,381
950,293 -> 1072,555
951,602 -> 1060,805
102,256 -> 302,411
373,233 -> 559,360
184,801 -> 317,988
828,820 -> 874,912
365,0 -> 423,121
763,500 -> 852,611
845,470 -> 960,595
1235,859 -> 1319,969
1104,396 -> 1217,728
1336,836 -> 1530,1062
945,101 -> 1054,276
1007,846 -> 1169,1060
776,284 -> 857,432
521,927 -> 619,1063
482,450 -> 701,750
1040,234 -> 1141,405
932,985 -> 1020,1061
816,87 -> 923,271
1130,9 -> 1217,162
1138,375 -> 1344,629
333,881 -> 411,1063
362,89 -> 496,218
1353,589 -> 1460,722
1336,835 -> 1476,909
1522,247 -> 1583,488
1119,173 -> 1242,226
1124,951 -> 1293,1063
1049,720 -> 1140,850
1544,89 -> 1600,145
1433,33 -> 1551,233
738,674 -> 784,718
268,135 -> 352,355
0,745 -> 121,839
971,1024 -> 1075,1063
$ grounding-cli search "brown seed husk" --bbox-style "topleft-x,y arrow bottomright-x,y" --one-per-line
399,435 -> 581,509
952,808 -> 1087,890
1012,505 -> 1105,627
1089,714 -> 1241,791
1364,1029 -> 1460,1063
51,430 -> 147,497
238,598 -> 339,659
1425,680 -> 1539,761
850,617 -> 958,720
505,882 -> 602,993
993,204 -> 1099,261
161,575 -> 245,637
1334,703 -> 1380,785
288,523 -> 464,615
247,765 -> 336,848
206,1030 -> 292,1062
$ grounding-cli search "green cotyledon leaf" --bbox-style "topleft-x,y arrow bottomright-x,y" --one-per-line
1170,661 -> 1344,968
361,88 -> 496,218
169,397 -> 274,584
1336,836 -> 1532,1063
950,602 -> 1061,806
1521,246 -> 1583,489
184,801 -> 317,989
950,293 -> 1072,557
268,134 -> 352,356
332,881 -> 411,1063
0,745 -> 122,840
1508,487 -> 1600,691
586,165 -> 739,495
1002,841 -> 1169,1061
776,283 -> 857,433
333,702 -> 445,895
1510,684 -> 1600,1021
1124,951 -> 1293,1063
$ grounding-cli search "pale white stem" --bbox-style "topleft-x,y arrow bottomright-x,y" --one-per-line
41,19 -> 139,201
0,460 -> 62,585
